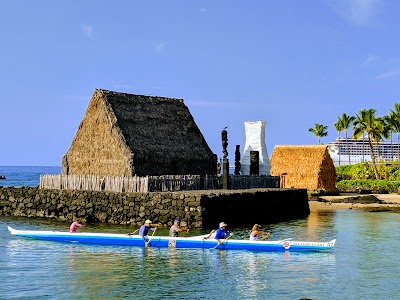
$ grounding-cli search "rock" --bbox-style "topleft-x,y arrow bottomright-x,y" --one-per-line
359,189 -> 372,194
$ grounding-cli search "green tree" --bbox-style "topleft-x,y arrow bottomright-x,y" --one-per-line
353,109 -> 368,162
334,118 -> 343,165
338,113 -> 355,165
353,109 -> 383,179
309,123 -> 328,144
383,114 -> 395,161
389,103 -> 400,161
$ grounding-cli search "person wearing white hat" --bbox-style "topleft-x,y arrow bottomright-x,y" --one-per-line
214,221 -> 233,245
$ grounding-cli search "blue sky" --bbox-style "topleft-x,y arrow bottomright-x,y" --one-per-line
1,0 -> 400,166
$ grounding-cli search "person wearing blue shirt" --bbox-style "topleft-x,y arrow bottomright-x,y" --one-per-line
128,219 -> 157,246
214,222 -> 233,245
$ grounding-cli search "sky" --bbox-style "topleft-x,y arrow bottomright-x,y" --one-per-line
1,0 -> 400,166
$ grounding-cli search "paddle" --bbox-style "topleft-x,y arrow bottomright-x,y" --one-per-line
127,229 -> 139,236
213,234 -> 232,249
261,232 -> 271,241
145,227 -> 157,247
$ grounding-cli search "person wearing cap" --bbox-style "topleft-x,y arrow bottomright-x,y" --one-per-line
249,224 -> 270,241
169,219 -> 189,238
214,222 -> 233,245
128,219 -> 157,246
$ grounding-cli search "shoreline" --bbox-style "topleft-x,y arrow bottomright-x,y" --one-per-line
309,193 -> 400,213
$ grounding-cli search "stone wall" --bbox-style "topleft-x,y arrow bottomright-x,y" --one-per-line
0,187 -> 309,228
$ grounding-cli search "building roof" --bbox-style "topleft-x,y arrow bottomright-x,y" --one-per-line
62,89 -> 215,176
270,145 -> 337,193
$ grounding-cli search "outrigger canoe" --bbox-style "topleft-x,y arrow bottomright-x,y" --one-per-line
8,226 -> 335,252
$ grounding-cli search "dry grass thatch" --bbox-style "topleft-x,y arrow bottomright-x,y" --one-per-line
62,89 -> 216,177
270,145 -> 337,193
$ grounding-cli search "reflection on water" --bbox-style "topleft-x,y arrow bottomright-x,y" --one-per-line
1,211 -> 400,299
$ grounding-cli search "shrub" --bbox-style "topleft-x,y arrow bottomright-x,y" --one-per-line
336,179 -> 400,193
336,163 -> 400,181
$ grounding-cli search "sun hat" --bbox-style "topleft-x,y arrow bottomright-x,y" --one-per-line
145,219 -> 152,224
219,222 -> 227,227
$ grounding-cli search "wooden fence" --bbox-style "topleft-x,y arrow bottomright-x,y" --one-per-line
40,174 -> 280,192
40,174 -> 149,193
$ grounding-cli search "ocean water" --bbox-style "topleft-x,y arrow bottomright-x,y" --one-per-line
0,166 -> 61,187
1,167 -> 400,299
1,211 -> 400,299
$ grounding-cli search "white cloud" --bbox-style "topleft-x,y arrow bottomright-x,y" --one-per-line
154,42 -> 167,53
362,53 -> 377,66
328,0 -> 380,26
82,24 -> 94,40
360,54 -> 400,79
376,69 -> 400,79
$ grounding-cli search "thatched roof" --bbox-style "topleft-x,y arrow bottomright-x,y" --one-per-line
62,89 -> 216,176
270,145 -> 337,193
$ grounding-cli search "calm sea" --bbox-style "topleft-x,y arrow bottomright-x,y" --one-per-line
1,167 -> 400,299
0,166 -> 61,187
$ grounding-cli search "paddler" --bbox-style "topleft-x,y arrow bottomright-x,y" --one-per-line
169,219 -> 190,237
214,222 -> 233,245
69,219 -> 85,233
249,224 -> 270,241
128,219 -> 157,247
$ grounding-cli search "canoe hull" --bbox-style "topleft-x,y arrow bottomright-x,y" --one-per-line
7,226 -> 335,252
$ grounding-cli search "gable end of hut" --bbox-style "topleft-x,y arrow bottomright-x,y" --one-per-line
62,89 -> 216,177
270,145 -> 337,193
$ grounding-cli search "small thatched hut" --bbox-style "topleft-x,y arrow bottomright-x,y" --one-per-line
270,145 -> 337,193
62,89 -> 216,176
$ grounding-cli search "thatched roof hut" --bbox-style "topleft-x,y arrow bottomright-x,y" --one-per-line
62,89 -> 216,176
270,145 -> 337,193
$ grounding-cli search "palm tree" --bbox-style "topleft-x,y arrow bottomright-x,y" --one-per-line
353,109 -> 383,179
353,109 -> 368,162
334,118 -> 343,166
389,103 -> 400,161
374,117 -> 387,160
309,123 -> 328,145
383,114 -> 395,161
338,113 -> 355,164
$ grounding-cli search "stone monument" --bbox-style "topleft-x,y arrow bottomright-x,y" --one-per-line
221,128 -> 230,189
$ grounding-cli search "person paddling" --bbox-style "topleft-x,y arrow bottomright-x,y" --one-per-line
215,222 -> 233,245
249,224 -> 270,241
69,219 -> 85,233
203,229 -> 216,240
169,219 -> 189,237
168,219 -> 189,247
128,219 -> 157,247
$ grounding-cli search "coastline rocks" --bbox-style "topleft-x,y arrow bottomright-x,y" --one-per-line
337,186 -> 391,194
329,195 -> 383,204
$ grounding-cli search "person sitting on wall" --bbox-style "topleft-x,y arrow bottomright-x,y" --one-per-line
128,219 -> 157,247
249,224 -> 270,241
69,219 -> 85,233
